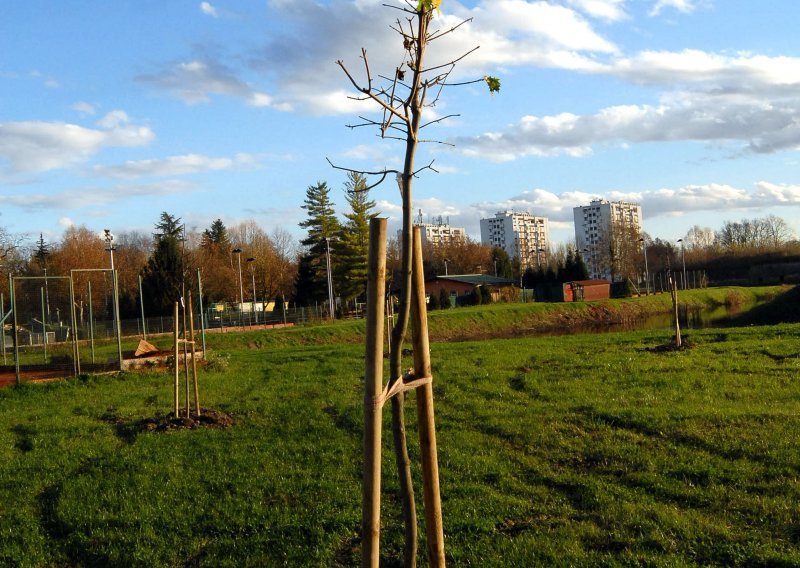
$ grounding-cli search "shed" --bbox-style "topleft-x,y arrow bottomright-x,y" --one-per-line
563,279 -> 611,302
425,274 -> 517,304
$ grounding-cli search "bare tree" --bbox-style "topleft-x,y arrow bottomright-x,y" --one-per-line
333,1 -> 497,564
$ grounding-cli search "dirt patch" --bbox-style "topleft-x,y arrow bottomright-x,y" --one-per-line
102,408 -> 234,443
644,338 -> 695,353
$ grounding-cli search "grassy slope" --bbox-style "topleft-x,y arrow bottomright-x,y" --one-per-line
0,286 -> 797,565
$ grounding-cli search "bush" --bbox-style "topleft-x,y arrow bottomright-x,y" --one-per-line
438,288 -> 451,310
427,293 -> 440,311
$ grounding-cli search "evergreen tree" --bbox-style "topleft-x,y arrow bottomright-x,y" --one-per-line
154,212 -> 183,240
336,173 -> 378,305
490,246 -> 513,279
33,233 -> 50,274
201,219 -> 231,252
438,287 -> 451,310
574,250 -> 590,280
294,182 -> 342,306
141,215 -> 185,316
141,237 -> 184,316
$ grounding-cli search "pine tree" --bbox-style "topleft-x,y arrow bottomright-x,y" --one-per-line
336,173 -> 378,305
294,182 -> 341,306
141,214 -> 185,316
201,219 -> 231,252
154,212 -> 183,240
574,250 -> 590,280
33,233 -> 50,273
490,246 -> 513,279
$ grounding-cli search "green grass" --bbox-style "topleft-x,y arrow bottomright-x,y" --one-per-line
0,287 -> 798,565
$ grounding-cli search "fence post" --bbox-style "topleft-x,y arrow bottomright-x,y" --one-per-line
197,269 -> 206,359
11,276 -> 20,385
173,302 -> 180,417
139,275 -> 147,340
362,218 -> 387,567
88,281 -> 96,364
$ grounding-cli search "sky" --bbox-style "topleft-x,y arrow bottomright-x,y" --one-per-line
2,0 -> 800,249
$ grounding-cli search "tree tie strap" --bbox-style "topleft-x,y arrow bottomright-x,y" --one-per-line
367,371 -> 433,410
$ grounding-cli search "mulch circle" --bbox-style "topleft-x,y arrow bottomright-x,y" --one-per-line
137,408 -> 234,433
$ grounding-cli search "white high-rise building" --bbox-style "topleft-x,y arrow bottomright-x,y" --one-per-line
573,199 -> 643,281
480,211 -> 549,270
398,215 -> 466,248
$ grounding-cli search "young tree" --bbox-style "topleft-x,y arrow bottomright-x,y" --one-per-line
335,2 -> 498,563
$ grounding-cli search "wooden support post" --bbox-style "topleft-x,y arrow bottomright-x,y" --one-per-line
188,291 -> 201,416
173,302 -> 180,417
410,227 -> 445,566
363,218 -> 387,568
670,273 -> 682,348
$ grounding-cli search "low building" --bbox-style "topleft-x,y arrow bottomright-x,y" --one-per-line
535,279 -> 611,302
425,274 -> 517,305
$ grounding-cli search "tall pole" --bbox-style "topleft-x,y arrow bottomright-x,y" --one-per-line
678,239 -> 687,290
363,218 -> 387,567
104,229 -> 122,366
197,269 -> 207,359
1,292 -> 5,365
233,248 -> 244,315
88,281 -> 95,364
139,274 -> 147,339
41,287 -> 47,362
325,237 -> 334,321
639,237 -> 649,295
411,227 -> 445,566
247,257 -> 257,324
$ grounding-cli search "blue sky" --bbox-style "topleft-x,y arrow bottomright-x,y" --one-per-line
2,0 -> 800,248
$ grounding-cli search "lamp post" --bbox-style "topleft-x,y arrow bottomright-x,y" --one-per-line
638,237 -> 649,295
104,229 -> 122,366
444,258 -> 449,276
325,237 -> 334,321
247,257 -> 257,324
677,239 -> 687,290
232,247 -> 243,314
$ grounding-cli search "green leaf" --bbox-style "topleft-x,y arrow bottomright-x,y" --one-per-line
484,75 -> 501,94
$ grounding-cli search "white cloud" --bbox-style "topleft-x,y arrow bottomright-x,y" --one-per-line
471,182 -> 800,226
137,60 -> 286,110
649,0 -> 698,17
200,2 -> 218,17
93,153 -> 260,178
0,180 -> 196,211
566,0 -> 628,22
59,217 -> 75,228
72,102 -> 96,115
0,112 -> 155,174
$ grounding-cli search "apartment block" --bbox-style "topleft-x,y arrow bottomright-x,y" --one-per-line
573,199 -> 643,281
480,211 -> 549,270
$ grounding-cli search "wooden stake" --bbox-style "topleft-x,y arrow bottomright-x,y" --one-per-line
173,302 -> 179,417
188,290 -> 201,416
410,227 -> 446,567
671,273 -> 682,347
363,218 -> 387,568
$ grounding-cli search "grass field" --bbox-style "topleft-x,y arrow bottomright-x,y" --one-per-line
0,287 -> 798,566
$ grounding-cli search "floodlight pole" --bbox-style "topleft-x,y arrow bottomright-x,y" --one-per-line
639,237 -> 649,295
325,237 -> 335,321
104,230 -> 123,370
247,257 -> 257,324
233,248 -> 244,321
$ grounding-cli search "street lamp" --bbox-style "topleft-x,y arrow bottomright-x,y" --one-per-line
677,239 -> 687,290
443,258 -> 449,276
104,229 -> 121,360
638,237 -> 650,295
325,237 -> 334,321
232,248 -> 243,313
247,257 -> 257,324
